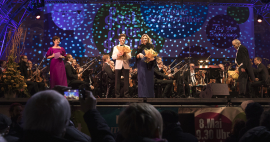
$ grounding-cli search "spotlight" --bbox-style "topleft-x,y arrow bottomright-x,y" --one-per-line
36,12 -> 40,19
257,15 -> 263,23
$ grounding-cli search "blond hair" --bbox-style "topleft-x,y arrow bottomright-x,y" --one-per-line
118,103 -> 163,139
141,34 -> 153,44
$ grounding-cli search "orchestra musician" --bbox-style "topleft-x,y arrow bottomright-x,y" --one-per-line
183,63 -> 197,97
27,60 -> 45,91
217,64 -> 225,83
251,57 -> 270,97
112,34 -> 131,98
65,54 -> 94,91
154,61 -> 174,98
232,39 -> 255,97
18,55 -> 38,95
102,55 -> 115,98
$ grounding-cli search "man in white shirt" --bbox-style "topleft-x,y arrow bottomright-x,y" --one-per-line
184,63 -> 196,97
112,34 -> 131,98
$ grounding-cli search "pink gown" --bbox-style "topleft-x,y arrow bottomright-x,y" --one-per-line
46,47 -> 68,88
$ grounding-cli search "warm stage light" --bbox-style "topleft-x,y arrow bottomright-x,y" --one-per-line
36,15 -> 40,19
257,15 -> 263,23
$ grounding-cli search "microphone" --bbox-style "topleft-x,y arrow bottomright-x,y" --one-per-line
263,58 -> 269,61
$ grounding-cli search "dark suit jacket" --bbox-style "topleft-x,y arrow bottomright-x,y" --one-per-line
253,63 -> 269,83
102,63 -> 115,81
236,45 -> 250,69
65,62 -> 78,85
154,66 -> 169,80
236,45 -> 255,81
18,61 -> 28,79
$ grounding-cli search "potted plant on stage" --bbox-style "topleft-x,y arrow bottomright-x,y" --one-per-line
0,27 -> 28,98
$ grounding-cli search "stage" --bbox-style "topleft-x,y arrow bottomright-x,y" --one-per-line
1,98 -> 270,106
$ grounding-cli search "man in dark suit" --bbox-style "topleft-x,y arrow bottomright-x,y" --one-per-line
65,54 -> 93,90
154,62 -> 173,98
251,57 -> 269,97
102,55 -> 115,98
232,39 -> 255,97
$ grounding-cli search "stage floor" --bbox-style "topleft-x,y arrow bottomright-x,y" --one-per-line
1,98 -> 270,105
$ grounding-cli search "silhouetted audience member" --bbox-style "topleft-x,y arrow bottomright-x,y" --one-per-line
118,103 -> 167,142
239,110 -> 270,142
161,110 -> 198,142
7,103 -> 23,140
22,90 -> 115,142
0,113 -> 11,142
238,102 -> 264,140
225,119 -> 245,142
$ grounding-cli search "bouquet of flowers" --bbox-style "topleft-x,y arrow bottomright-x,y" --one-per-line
117,45 -> 131,59
117,45 -> 131,53
0,54 -> 28,98
144,49 -> 158,63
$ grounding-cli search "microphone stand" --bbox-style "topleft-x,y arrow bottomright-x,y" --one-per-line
188,41 -> 191,98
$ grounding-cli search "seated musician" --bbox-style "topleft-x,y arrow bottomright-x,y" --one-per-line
251,57 -> 270,97
18,55 -> 38,95
27,60 -> 45,91
183,63 -> 197,97
65,54 -> 93,90
154,61 -> 174,98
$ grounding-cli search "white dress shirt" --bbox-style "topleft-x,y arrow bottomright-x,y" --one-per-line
190,71 -> 196,85
235,44 -> 243,67
112,44 -> 131,70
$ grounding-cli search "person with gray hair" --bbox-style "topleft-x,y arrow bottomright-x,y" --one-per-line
22,89 -> 115,142
118,103 -> 167,142
232,39 -> 255,98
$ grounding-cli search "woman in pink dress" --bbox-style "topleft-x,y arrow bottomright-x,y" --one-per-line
46,36 -> 68,88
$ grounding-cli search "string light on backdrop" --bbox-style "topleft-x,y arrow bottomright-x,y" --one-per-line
257,15 -> 263,23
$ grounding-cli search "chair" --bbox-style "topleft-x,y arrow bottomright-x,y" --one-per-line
154,83 -> 163,98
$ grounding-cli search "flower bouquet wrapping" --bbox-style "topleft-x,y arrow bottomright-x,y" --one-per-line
144,49 -> 158,63
117,45 -> 131,59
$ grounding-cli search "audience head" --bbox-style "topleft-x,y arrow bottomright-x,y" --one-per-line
0,114 -> 11,136
232,39 -> 241,49
230,119 -> 245,135
254,57 -> 262,65
118,103 -> 163,139
20,55 -> 27,63
118,34 -> 126,45
52,36 -> 60,45
160,110 -> 179,127
23,90 -> 71,136
9,103 -> 23,123
102,54 -> 110,63
141,34 -> 152,45
65,54 -> 73,62
245,102 -> 264,119
260,110 -> 270,129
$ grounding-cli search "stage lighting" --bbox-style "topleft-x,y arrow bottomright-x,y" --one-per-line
35,11 -> 40,19
257,15 -> 263,23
